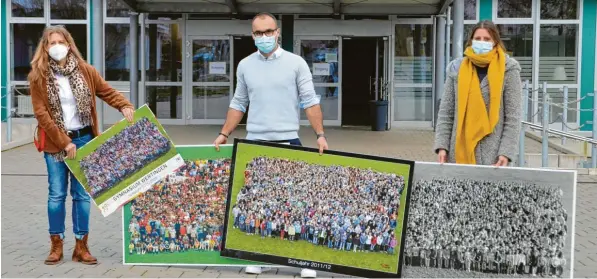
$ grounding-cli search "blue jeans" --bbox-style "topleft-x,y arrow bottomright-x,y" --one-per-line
44,133 -> 92,238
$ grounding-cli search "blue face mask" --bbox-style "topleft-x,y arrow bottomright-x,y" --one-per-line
471,40 -> 494,54
254,35 -> 277,54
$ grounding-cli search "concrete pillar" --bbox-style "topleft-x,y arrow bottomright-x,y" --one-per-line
92,0 -> 104,131
129,12 -> 139,108
434,16 -> 447,128
451,0 -> 464,59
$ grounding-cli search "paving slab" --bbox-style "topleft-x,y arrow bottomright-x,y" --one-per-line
2,126 -> 595,278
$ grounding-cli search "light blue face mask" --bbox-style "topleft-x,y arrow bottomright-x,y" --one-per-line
471,40 -> 494,54
254,35 -> 277,54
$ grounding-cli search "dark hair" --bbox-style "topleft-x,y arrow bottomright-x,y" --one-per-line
252,12 -> 278,27
465,20 -> 506,51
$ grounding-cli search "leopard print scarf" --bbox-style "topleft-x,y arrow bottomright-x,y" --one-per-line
46,53 -> 93,161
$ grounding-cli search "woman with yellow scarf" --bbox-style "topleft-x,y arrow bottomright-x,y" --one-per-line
434,20 -> 522,166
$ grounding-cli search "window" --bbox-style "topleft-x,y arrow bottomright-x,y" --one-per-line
11,0 -> 44,17
11,24 -> 45,81
539,25 -> 578,84
105,24 -> 130,81
50,0 -> 87,20
497,0 -> 532,18
499,25 -> 533,82
106,0 -> 129,17
144,23 -> 183,82
464,0 -> 477,20
540,0 -> 579,20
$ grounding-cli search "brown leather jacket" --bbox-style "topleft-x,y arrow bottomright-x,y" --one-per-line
30,62 -> 133,153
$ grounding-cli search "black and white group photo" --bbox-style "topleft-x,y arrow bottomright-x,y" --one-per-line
402,163 -> 575,278
80,117 -> 172,199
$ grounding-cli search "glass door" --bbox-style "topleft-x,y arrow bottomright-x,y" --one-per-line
294,36 -> 341,126
392,18 -> 434,126
186,36 -> 232,124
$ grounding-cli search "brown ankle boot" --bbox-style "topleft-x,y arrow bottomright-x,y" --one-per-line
72,234 -> 98,265
44,235 -> 64,265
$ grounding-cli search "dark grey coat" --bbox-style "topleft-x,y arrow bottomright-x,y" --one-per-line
434,56 -> 523,166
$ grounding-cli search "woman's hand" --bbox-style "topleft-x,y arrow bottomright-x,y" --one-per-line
494,155 -> 509,167
437,149 -> 447,164
65,143 -> 77,159
121,107 -> 134,123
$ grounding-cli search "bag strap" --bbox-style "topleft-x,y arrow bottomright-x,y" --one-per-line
33,126 -> 45,152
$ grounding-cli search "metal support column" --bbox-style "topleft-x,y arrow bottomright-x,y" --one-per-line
6,86 -> 12,142
451,0 -> 464,59
434,15 -> 447,128
130,12 -> 139,108
562,86 -> 568,145
445,6 -> 451,66
519,80 -> 529,167
542,82 -> 549,167
92,0 -> 104,132
592,90 -> 597,168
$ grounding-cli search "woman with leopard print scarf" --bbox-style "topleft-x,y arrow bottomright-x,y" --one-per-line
29,25 -> 134,266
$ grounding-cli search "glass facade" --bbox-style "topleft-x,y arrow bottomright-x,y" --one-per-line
3,0 -> 593,129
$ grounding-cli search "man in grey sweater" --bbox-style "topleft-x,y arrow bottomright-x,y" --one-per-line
212,12 -> 327,278
213,12 -> 328,154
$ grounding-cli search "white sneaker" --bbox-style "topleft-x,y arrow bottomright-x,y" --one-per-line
245,266 -> 272,274
300,268 -> 317,278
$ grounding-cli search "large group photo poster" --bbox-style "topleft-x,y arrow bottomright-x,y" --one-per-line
65,104 -> 184,217
402,162 -> 576,279
221,139 -> 415,278
122,144 -> 272,267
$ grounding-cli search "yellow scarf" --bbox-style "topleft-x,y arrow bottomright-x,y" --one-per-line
455,46 -> 506,164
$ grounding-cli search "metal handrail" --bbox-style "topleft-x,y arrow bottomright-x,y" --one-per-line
522,121 -> 597,145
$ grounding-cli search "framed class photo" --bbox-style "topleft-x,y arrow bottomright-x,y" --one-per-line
220,139 -> 415,278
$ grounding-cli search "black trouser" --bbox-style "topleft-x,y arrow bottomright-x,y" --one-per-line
263,138 -> 303,146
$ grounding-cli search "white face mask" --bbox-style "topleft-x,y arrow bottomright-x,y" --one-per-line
48,44 -> 69,61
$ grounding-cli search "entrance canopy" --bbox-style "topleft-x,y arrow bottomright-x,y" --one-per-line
118,0 -> 452,16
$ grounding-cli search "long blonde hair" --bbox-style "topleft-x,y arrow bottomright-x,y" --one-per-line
28,25 -> 86,87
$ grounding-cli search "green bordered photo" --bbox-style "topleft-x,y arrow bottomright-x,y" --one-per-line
122,145 -> 272,267
221,139 -> 415,278
65,104 -> 184,217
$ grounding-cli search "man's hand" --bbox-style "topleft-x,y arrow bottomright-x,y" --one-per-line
214,134 -> 228,151
494,155 -> 509,167
122,107 -> 134,123
438,149 -> 447,164
317,136 -> 328,155
65,143 -> 77,159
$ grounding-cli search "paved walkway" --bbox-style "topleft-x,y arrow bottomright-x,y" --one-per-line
2,126 -> 596,278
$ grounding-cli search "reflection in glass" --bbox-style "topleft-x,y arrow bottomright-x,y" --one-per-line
394,24 -> 433,84
192,40 -> 230,82
11,0 -> 44,17
145,23 -> 182,82
300,40 -> 339,84
11,24 -> 45,81
105,24 -> 130,81
539,25 -> 578,84
193,86 -> 230,120
464,0 -> 477,20
541,0 -> 579,19
497,0 -> 532,18
393,87 -> 432,121
107,0 -> 129,17
499,25 -> 533,82
300,87 -> 338,121
145,86 -> 182,119
63,24 -> 87,60
51,0 -> 86,20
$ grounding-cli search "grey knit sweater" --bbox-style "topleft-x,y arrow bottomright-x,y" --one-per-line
434,56 -> 523,166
